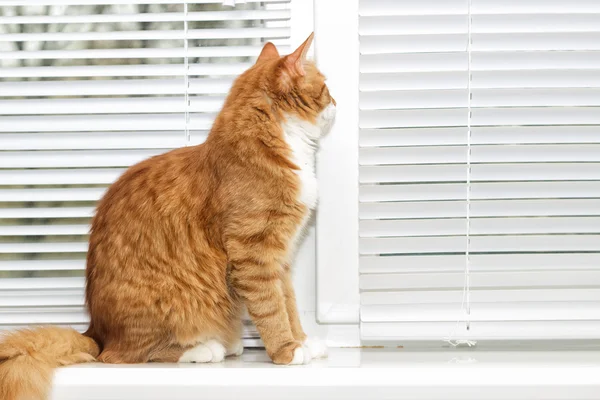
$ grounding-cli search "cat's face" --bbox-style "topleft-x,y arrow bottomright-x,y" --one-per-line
301,63 -> 337,137
251,33 -> 336,137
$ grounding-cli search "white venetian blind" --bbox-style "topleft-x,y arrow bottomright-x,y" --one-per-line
0,0 -> 291,346
359,0 -> 600,342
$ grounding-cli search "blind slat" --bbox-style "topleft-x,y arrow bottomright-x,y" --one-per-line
0,150 -> 167,168
360,199 -> 600,219
362,288 -> 600,305
360,34 -> 468,55
473,14 -> 600,33
0,292 -> 84,306
360,108 -> 467,129
1,45 -> 290,60
0,280 -> 82,292
361,217 -> 600,238
360,181 -> 600,202
362,89 -> 600,109
361,163 -> 600,183
0,260 -> 85,272
360,145 -> 600,165
361,270 -> 600,291
0,9 -> 290,24
0,188 -> 106,202
0,63 -> 250,78
472,70 -> 600,88
361,302 -> 600,323
0,243 -> 88,254
0,131 -> 205,150
360,254 -> 600,274
0,97 -> 225,115
360,235 -> 600,255
359,0 -> 467,16
473,32 -> 600,51
0,113 -> 214,132
0,225 -> 89,236
361,320 -> 600,341
0,207 -> 94,219
360,89 -> 468,110
472,0 -> 600,15
359,15 -> 467,36
0,78 -> 232,96
0,27 -> 289,42
0,309 -> 89,325
361,52 -> 467,73
0,168 -> 124,185
361,126 -> 600,147
2,0 -> 284,5
360,146 -> 466,165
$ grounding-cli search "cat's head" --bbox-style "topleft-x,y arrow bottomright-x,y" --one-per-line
238,33 -> 336,137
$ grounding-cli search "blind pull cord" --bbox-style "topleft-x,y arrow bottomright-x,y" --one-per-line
444,0 -> 477,349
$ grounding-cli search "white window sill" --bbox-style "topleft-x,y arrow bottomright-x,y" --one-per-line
51,348 -> 600,400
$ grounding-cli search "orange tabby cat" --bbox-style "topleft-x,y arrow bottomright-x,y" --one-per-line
0,33 -> 336,400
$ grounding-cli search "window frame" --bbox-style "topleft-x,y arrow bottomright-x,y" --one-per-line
313,0 -> 361,326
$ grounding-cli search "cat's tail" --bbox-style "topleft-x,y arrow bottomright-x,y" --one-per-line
0,326 -> 100,400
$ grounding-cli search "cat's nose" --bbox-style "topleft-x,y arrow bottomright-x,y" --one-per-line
331,97 -> 337,106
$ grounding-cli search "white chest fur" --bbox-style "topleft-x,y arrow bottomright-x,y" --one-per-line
281,115 -> 320,263
281,105 -> 336,263
282,115 -> 320,210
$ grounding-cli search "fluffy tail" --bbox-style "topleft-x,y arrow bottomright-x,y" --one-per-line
0,326 -> 100,400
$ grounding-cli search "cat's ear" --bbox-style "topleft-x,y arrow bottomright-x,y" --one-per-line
256,42 -> 280,63
283,32 -> 314,77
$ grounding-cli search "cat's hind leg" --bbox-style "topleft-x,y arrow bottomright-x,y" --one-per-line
98,335 -> 167,364
100,340 -> 193,364
148,344 -> 190,363
104,336 -> 229,364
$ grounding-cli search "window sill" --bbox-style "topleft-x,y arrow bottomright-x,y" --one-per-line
51,348 -> 600,400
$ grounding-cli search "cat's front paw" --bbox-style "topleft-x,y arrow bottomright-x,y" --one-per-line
303,337 -> 328,359
289,345 -> 312,365
271,342 -> 312,365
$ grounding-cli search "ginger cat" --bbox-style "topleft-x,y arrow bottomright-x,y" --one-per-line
0,33 -> 336,400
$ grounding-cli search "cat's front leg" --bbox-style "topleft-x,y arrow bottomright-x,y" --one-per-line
281,266 -> 307,342
281,267 -> 328,359
229,252 -> 311,365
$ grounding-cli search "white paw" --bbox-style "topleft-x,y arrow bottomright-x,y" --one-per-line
226,340 -> 244,357
303,337 -> 328,359
179,340 -> 226,363
204,339 -> 226,362
288,345 -> 312,365
179,344 -> 212,363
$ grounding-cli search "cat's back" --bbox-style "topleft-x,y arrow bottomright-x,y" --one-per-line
95,143 -> 214,222
86,142 -> 226,269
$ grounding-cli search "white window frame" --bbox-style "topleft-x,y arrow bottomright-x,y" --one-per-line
51,348 -> 600,400
314,0 -> 361,327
